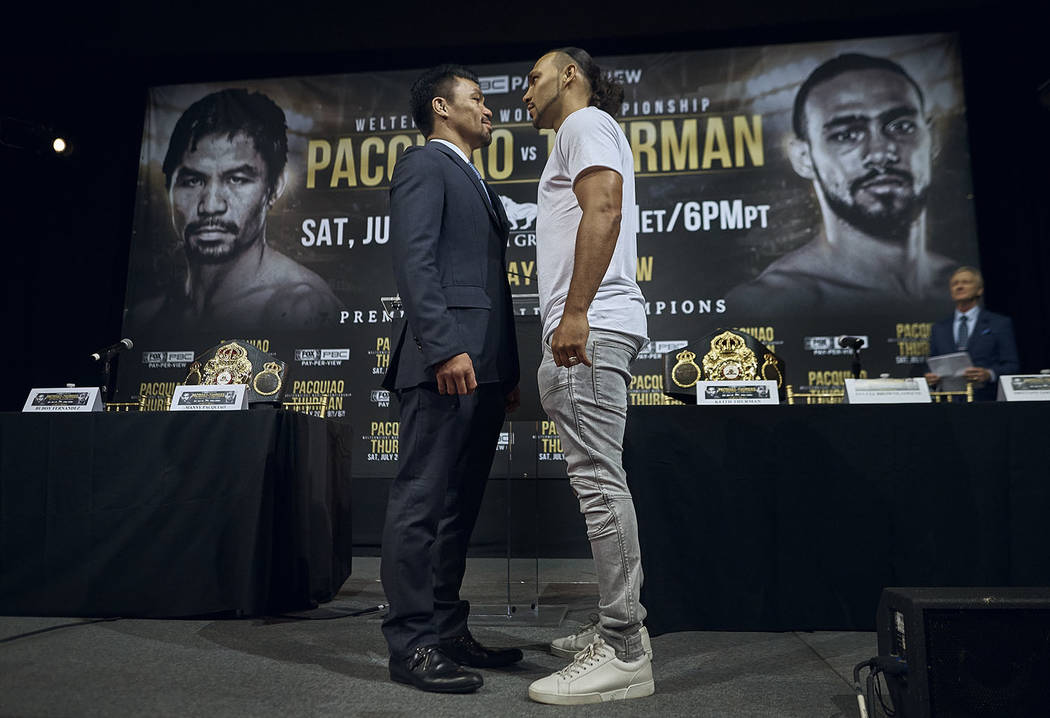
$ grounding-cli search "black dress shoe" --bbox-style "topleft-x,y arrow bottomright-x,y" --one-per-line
439,633 -> 523,668
389,646 -> 483,693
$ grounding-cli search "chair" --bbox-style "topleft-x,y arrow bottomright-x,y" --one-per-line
929,382 -> 974,403
137,391 -> 175,412
104,398 -> 146,412
785,385 -> 845,405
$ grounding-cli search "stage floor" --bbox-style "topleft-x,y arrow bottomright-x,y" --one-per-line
0,557 -> 882,717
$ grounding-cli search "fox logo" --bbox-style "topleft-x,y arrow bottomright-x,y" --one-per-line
499,196 -> 537,230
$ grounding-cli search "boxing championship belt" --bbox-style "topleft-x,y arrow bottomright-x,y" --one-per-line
664,328 -> 786,402
185,340 -> 288,406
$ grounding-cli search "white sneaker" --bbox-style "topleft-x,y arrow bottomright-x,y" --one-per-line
528,638 -> 655,705
550,616 -> 654,661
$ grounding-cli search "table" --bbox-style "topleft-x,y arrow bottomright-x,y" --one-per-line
624,402 -> 1050,633
0,410 -> 352,618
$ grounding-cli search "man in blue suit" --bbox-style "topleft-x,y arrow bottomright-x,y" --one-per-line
925,266 -> 1019,400
379,65 -> 521,694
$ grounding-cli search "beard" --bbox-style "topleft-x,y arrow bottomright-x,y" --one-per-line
819,167 -> 928,244
530,106 -> 546,129
183,220 -> 255,264
529,85 -> 561,129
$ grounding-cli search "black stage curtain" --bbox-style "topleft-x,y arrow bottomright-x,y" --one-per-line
625,403 -> 1050,634
0,410 -> 352,618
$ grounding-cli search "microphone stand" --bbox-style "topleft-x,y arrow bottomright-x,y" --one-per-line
100,354 -> 115,404
850,346 -> 862,379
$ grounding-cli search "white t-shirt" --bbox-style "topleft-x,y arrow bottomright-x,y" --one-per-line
536,106 -> 648,345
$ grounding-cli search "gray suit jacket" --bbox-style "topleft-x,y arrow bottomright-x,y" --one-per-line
383,142 -> 518,391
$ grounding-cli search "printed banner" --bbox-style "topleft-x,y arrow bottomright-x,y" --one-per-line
118,32 -> 978,477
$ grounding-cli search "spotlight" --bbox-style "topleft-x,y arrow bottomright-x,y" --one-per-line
48,131 -> 73,156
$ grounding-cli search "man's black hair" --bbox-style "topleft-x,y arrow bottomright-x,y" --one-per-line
410,64 -> 480,137
162,88 -> 288,194
792,53 -> 926,140
551,47 -> 624,117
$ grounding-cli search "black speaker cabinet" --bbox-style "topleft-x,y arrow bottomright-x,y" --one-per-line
876,587 -> 1050,718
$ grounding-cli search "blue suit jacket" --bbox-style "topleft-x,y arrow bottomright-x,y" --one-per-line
929,308 -> 1020,399
383,142 -> 518,391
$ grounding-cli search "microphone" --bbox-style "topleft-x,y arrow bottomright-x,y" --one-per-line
90,338 -> 134,362
838,336 -> 864,350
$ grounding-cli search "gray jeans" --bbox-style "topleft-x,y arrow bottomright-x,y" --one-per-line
538,329 -> 648,661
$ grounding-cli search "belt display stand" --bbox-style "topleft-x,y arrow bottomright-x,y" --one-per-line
471,419 -> 567,626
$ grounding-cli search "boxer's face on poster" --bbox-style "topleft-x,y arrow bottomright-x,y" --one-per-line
801,69 -> 931,241
169,131 -> 273,262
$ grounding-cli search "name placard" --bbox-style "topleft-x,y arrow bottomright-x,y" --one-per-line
997,375 -> 1050,402
23,387 -> 103,412
169,384 -> 248,411
844,377 -> 931,404
696,380 -> 779,405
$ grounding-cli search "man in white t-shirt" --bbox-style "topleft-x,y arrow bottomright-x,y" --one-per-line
522,47 -> 654,705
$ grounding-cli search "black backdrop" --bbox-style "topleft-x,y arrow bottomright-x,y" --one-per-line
3,1 -> 1048,409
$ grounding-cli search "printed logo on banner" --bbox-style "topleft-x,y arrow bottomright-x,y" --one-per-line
629,372 -> 684,406
537,420 -> 563,462
893,323 -> 933,365
288,379 -> 348,418
646,298 -> 727,316
734,326 -> 777,345
363,420 -> 398,462
370,336 -> 392,376
340,306 -> 401,325
496,431 -> 511,452
142,350 -> 195,369
295,348 -> 350,366
499,197 -> 537,230
370,389 -> 391,407
481,68 -> 640,97
609,68 -> 644,84
637,339 -> 689,361
800,368 -> 869,393
479,75 -> 510,94
803,336 -> 869,356
635,200 -> 771,236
